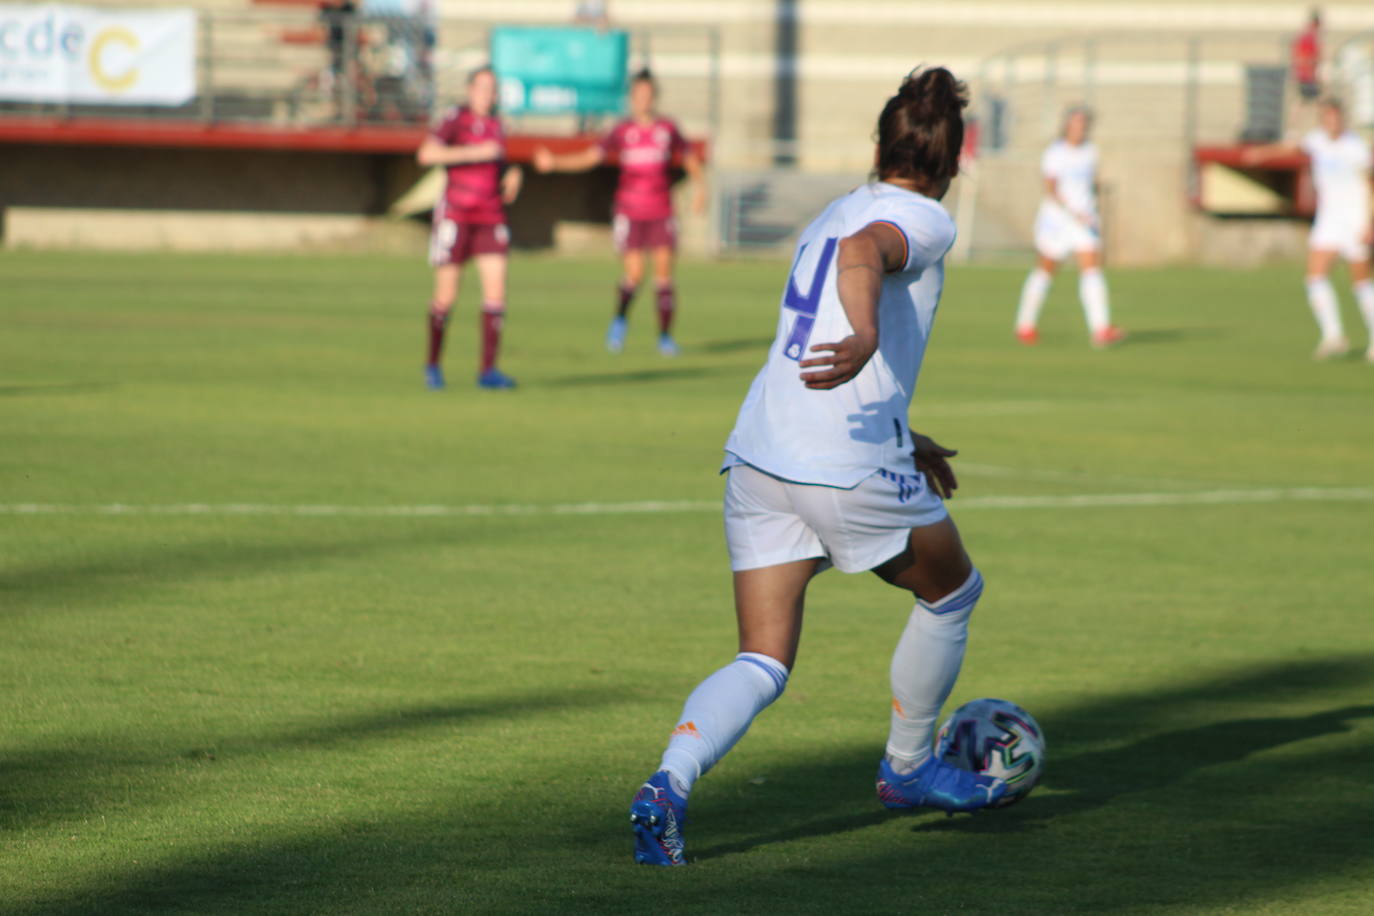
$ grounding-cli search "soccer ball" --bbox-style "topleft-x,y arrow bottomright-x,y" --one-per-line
935,698 -> 1046,807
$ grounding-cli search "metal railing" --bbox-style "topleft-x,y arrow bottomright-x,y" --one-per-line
953,29 -> 1374,261
973,31 -> 1306,157
0,9 -> 722,137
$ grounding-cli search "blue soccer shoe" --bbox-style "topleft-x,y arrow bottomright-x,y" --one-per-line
606,316 -> 628,353
424,364 -> 445,390
876,756 -> 1006,814
630,771 -> 688,866
476,368 -> 517,390
657,333 -> 680,357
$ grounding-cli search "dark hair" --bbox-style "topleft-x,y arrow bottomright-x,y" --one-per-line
1061,104 -> 1093,136
466,64 -> 498,114
1319,96 -> 1343,112
631,67 -> 656,90
875,67 -> 968,189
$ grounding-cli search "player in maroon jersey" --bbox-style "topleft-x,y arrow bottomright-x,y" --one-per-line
417,65 -> 522,390
534,69 -> 706,355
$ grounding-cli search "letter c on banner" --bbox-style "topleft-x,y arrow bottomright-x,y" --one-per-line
89,26 -> 139,91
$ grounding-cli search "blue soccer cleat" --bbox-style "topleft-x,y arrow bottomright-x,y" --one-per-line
476,368 -> 517,390
606,316 -> 628,353
630,771 -> 688,866
425,364 -> 445,390
657,333 -> 680,358
875,756 -> 1006,814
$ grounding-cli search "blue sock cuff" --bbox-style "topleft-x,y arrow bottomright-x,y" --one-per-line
736,651 -> 789,699
918,568 -> 984,616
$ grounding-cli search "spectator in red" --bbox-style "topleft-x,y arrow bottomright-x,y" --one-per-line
1293,8 -> 1323,103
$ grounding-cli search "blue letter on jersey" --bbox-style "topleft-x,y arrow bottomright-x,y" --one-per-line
781,236 -> 838,361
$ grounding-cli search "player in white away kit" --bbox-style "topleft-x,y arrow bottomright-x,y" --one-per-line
1014,107 -> 1126,348
1248,98 -> 1374,360
628,69 -> 1007,868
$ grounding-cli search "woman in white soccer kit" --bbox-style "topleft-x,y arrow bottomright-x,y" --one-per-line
1014,106 -> 1125,348
1247,98 -> 1374,360
628,68 -> 1007,868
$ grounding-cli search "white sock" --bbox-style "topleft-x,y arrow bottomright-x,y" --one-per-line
885,568 -> 984,774
1354,280 -> 1374,338
1306,276 -> 1345,341
658,651 -> 789,799
1079,269 -> 1111,333
1015,268 -> 1051,330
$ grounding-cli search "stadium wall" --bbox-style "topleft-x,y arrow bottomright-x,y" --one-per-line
6,0 -> 1372,262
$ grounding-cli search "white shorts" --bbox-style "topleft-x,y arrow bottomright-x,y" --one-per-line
1034,206 -> 1100,261
723,463 -> 950,574
1310,213 -> 1370,263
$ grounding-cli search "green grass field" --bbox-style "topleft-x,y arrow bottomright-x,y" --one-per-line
3,249 -> 1372,914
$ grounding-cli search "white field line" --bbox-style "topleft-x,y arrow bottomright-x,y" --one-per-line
1,488 -> 1371,519
956,462 -> 1213,490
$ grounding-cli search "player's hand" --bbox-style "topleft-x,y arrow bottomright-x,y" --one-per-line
502,166 -> 523,204
533,147 -> 555,173
912,433 -> 958,499
691,185 -> 707,216
798,332 -> 877,389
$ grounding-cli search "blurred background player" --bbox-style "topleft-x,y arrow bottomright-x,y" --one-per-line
1013,106 -> 1125,348
534,69 -> 705,356
1246,98 -> 1374,361
417,65 -> 522,390
627,68 -> 1005,868
1292,9 -> 1323,106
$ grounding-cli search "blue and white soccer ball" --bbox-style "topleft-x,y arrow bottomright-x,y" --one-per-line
935,698 -> 1046,807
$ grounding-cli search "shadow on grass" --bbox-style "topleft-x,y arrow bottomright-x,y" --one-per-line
0,686 -> 629,834
694,337 -> 774,355
1118,327 -> 1228,346
9,655 -> 1374,914
0,382 -> 118,397
0,524 -> 480,612
541,366 -> 728,387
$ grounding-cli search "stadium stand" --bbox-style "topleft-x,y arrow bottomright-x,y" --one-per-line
2,0 -> 1373,263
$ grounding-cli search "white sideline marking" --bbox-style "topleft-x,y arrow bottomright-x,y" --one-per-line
957,462 -> 1211,490
1,488 -> 1371,519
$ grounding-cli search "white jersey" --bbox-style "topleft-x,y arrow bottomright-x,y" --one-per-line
1301,129 -> 1372,223
724,182 -> 956,489
1040,140 -> 1098,219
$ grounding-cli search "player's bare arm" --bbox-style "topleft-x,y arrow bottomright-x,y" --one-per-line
911,432 -> 959,499
799,221 -> 905,390
684,150 -> 707,215
1240,141 -> 1301,166
533,145 -> 604,173
1046,176 -> 1089,225
417,137 -> 502,167
1365,172 -> 1374,245
501,165 -> 523,204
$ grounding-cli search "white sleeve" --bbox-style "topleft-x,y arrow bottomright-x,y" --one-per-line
868,201 -> 956,273
1041,144 -> 1063,179
1299,131 -> 1320,157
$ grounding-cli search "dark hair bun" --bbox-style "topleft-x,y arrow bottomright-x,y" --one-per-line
876,67 -> 969,189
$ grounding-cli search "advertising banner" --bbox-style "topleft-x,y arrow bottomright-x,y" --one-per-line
492,26 -> 628,116
0,5 -> 196,105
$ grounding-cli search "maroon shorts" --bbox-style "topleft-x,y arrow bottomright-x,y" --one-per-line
429,211 -> 510,267
613,214 -> 677,253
